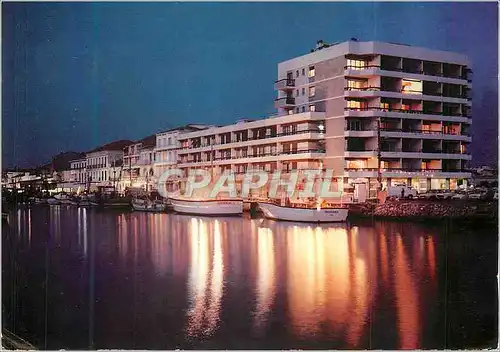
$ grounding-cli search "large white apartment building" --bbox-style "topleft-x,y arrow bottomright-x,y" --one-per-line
276,39 -> 472,195
177,39 -> 472,198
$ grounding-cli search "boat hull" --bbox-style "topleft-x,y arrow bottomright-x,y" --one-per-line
258,202 -> 349,223
47,198 -> 60,205
169,198 -> 243,216
132,201 -> 167,213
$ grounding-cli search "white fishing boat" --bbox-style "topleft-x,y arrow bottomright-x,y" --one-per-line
78,199 -> 99,207
53,193 -> 72,204
169,198 -> 243,216
47,198 -> 60,205
132,199 -> 167,213
33,197 -> 48,205
258,201 -> 349,223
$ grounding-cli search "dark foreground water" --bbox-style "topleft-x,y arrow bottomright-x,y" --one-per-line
2,205 -> 498,349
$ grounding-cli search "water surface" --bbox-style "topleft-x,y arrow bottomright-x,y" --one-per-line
2,206 -> 497,349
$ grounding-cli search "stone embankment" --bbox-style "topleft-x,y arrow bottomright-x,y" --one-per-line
350,201 -> 498,222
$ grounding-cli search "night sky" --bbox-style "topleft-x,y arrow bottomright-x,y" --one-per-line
2,2 -> 498,168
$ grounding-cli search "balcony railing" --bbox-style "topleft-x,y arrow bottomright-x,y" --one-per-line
344,86 -> 381,91
180,128 -> 324,150
345,63 -> 470,80
380,127 -> 469,136
274,96 -> 295,108
274,78 -> 296,90
344,107 -> 469,117
344,65 -> 381,70
180,148 -> 326,164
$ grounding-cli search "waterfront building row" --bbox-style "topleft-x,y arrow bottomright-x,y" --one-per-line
60,39 -> 472,196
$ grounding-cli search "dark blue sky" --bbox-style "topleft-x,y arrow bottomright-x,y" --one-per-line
2,2 -> 498,168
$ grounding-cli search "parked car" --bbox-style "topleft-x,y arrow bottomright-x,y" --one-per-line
468,191 -> 487,200
387,185 -> 417,199
451,191 -> 469,200
417,190 -> 440,200
437,190 -> 455,200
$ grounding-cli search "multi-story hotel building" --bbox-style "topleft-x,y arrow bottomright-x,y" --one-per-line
177,39 -> 472,198
276,39 -> 472,195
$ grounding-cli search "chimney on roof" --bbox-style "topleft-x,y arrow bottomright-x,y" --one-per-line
350,37 -> 358,42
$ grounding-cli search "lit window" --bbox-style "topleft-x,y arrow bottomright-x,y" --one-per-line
309,105 -> 316,112
347,160 -> 367,169
309,86 -> 316,96
347,79 -> 364,90
348,100 -> 363,109
401,79 -> 423,94
308,66 -> 315,77
460,144 -> 466,154
347,59 -> 367,70
380,103 -> 390,111
288,109 -> 294,115
401,104 -> 410,111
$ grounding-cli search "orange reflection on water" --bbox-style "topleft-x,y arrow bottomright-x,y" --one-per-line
253,227 -> 276,332
427,236 -> 436,281
394,235 -> 419,349
286,225 -> 371,345
185,218 -> 224,338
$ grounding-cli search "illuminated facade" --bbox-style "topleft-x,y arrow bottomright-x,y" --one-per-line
175,40 -> 471,197
275,39 -> 472,194
176,113 -> 330,198
121,135 -> 156,192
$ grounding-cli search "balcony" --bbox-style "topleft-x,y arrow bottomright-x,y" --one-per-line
274,97 -> 295,109
177,128 -> 324,153
380,127 -> 471,141
274,78 -> 295,91
344,86 -> 381,98
178,148 -> 326,166
344,107 -> 470,122
344,65 -> 380,77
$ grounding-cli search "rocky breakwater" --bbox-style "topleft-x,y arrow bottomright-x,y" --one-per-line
371,201 -> 498,221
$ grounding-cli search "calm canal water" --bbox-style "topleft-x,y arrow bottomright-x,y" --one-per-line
2,205 -> 497,349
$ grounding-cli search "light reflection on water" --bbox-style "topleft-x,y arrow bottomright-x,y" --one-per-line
6,207 -> 488,349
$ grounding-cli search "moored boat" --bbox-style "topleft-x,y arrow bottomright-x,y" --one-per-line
54,193 -> 73,204
258,202 -> 349,223
102,197 -> 131,209
169,198 -> 243,216
132,199 -> 167,212
47,198 -> 61,205
78,200 -> 99,207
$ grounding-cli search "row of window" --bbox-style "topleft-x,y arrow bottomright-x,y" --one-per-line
289,66 -> 316,79
294,86 -> 316,97
157,136 -> 176,148
289,105 -> 317,114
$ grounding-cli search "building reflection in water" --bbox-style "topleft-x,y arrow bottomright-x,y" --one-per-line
284,224 -> 371,346
394,234 -> 420,349
185,218 -> 224,339
253,226 -> 276,333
